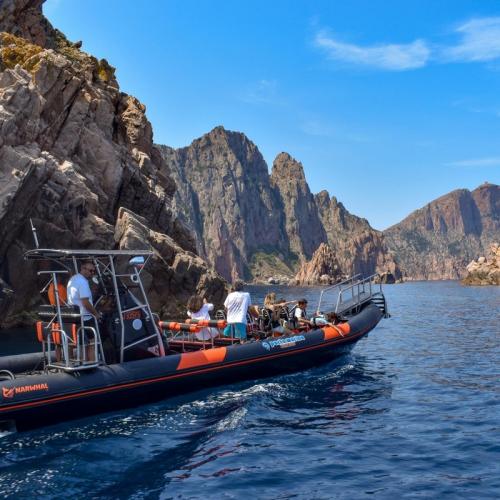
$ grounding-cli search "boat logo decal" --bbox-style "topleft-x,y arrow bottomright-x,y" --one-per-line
262,335 -> 306,350
124,310 -> 141,320
2,387 -> 14,399
2,383 -> 49,400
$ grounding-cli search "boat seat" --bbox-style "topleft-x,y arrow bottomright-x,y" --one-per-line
36,321 -> 77,344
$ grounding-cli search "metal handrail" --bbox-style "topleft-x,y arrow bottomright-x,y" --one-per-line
335,273 -> 382,314
316,274 -> 362,314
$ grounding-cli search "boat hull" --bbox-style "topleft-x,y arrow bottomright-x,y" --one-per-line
0,304 -> 382,430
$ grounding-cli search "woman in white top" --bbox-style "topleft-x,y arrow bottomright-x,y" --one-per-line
187,295 -> 219,341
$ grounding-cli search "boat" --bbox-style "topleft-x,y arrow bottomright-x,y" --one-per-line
0,247 -> 389,431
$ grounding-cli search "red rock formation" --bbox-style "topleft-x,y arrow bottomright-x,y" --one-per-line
162,131 -> 401,284
315,191 -> 401,280
384,183 -> 499,280
294,243 -> 343,285
270,152 -> 326,260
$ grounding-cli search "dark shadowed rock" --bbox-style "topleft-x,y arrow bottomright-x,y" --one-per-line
115,208 -> 227,317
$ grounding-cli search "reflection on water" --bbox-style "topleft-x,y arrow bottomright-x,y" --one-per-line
0,281 -> 499,498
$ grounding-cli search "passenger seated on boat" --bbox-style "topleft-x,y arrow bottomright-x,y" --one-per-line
263,293 -> 294,335
293,299 -> 312,329
326,312 -> 341,325
67,261 -> 101,325
223,280 -> 251,340
187,295 -> 218,341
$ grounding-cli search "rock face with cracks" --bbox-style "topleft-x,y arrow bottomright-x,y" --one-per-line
0,0 -> 226,325
162,129 -> 401,284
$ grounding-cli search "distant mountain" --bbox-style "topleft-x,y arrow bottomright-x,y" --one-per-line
383,183 -> 499,280
160,126 -> 401,283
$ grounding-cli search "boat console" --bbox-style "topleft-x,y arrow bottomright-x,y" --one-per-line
25,248 -> 165,372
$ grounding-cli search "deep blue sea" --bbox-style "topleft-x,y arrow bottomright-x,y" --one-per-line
0,281 -> 499,499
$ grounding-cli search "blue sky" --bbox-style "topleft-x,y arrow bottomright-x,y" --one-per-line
44,0 -> 500,230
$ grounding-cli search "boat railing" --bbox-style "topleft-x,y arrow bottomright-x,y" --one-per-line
37,268 -> 105,371
335,274 -> 384,315
315,274 -> 362,315
44,325 -> 102,371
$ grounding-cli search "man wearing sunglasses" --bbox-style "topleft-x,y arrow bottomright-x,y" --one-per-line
67,260 -> 101,322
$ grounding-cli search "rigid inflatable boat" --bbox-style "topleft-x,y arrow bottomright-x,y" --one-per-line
0,247 -> 389,431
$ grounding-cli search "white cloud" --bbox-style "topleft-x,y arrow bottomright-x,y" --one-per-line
313,17 -> 500,71
443,17 -> 500,62
314,31 -> 430,71
240,79 -> 279,104
445,157 -> 500,167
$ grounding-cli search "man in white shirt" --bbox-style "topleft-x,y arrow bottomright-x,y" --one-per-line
223,280 -> 251,339
67,261 -> 100,322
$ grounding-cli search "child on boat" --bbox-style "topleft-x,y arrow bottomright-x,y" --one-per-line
187,295 -> 219,341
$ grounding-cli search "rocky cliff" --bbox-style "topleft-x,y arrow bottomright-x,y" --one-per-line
315,191 -> 401,280
159,127 -> 290,282
294,243 -> 343,285
384,183 -> 499,280
161,128 -> 401,283
0,0 -> 226,325
270,153 -> 326,260
462,243 -> 500,285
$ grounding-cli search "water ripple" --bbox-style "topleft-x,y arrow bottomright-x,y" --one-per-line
0,281 -> 499,498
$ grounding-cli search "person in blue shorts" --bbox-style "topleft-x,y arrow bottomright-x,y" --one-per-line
223,280 -> 251,340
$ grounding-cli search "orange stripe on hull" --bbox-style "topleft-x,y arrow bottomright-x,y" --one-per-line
323,322 -> 351,340
177,347 -> 227,370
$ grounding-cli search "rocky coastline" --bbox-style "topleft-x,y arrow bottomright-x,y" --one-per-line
462,244 -> 500,286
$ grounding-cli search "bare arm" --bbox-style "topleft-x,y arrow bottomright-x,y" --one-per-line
81,298 -> 100,318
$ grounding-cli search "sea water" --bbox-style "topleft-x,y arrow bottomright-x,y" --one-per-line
0,281 -> 498,499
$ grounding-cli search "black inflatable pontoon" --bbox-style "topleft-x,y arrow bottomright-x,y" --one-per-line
0,249 -> 389,431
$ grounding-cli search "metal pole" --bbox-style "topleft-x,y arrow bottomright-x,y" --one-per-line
30,218 -> 39,249
134,266 -> 165,356
52,272 -> 69,367
109,256 -> 125,362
